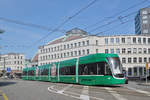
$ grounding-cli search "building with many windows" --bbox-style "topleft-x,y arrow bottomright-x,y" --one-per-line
135,8 -> 150,35
38,28 -> 150,78
0,53 -> 25,76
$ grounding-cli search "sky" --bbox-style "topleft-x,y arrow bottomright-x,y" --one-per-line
0,0 -> 149,59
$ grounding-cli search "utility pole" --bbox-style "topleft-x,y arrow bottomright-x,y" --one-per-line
3,57 -> 6,76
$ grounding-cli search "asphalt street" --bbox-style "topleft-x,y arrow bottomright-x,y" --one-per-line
0,79 -> 150,100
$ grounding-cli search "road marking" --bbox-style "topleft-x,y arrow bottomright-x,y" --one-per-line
125,86 -> 150,96
48,85 -> 104,100
80,86 -> 89,100
57,84 -> 72,94
0,90 -> 8,100
105,87 -> 127,100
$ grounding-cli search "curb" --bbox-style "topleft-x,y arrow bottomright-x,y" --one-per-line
137,83 -> 150,86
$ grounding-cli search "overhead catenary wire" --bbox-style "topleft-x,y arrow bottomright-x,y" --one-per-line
94,18 -> 134,36
0,17 -> 66,33
88,10 -> 138,33
30,0 -> 99,46
88,3 -> 150,33
84,0 -> 149,30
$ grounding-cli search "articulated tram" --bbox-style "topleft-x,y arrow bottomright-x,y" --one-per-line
22,53 -> 125,85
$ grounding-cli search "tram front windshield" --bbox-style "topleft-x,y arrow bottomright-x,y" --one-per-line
107,57 -> 123,76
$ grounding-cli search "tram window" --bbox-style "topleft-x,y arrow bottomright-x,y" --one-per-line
28,70 -> 34,76
23,71 -> 27,76
41,68 -> 49,75
105,63 -> 112,75
59,66 -> 75,75
79,62 -> 109,75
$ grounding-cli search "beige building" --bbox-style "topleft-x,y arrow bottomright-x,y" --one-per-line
0,53 -> 25,75
38,28 -> 150,77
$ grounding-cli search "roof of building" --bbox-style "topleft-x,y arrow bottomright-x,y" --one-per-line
47,28 -> 88,45
32,54 -> 38,62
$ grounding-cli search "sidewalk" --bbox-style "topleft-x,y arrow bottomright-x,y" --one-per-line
137,82 -> 150,86
129,80 -> 150,86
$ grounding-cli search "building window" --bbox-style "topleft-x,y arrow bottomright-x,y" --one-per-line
71,44 -> 73,48
138,38 -> 141,44
133,37 -> 136,43
87,49 -> 89,54
78,42 -> 81,47
105,49 -> 109,53
144,48 -> 147,54
82,41 -> 85,46
143,29 -> 148,34
133,67 -> 138,76
127,48 -> 131,54
138,48 -> 142,54
67,44 -> 69,49
148,38 -> 150,44
133,57 -> 137,63
74,51 -> 77,56
87,40 -> 89,45
74,43 -> 77,47
78,51 -> 81,56
122,48 -> 126,54
121,38 -> 125,43
54,54 -> 56,58
122,58 -> 126,63
128,58 -> 132,63
139,57 -> 142,63
116,48 -> 120,54
144,57 -> 147,63
71,52 -> 73,57
143,20 -> 148,24
64,53 -> 66,58
82,50 -> 85,55
51,48 -> 53,52
133,48 -> 137,54
142,10 -> 148,14
64,45 -> 66,49
105,38 -> 108,44
142,16 -> 148,19
148,48 -> 150,54
96,40 -> 98,45
110,49 -> 114,54
60,53 -> 63,58
127,37 -> 131,44
57,54 -> 60,58
110,38 -> 114,44
96,49 -> 98,53
67,52 -> 69,57
128,68 -> 132,76
116,38 -> 120,44
143,38 -> 146,44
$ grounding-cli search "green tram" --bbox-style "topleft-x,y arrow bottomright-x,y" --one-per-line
22,53 -> 125,85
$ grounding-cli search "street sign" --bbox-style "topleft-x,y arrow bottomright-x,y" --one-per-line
7,67 -> 11,73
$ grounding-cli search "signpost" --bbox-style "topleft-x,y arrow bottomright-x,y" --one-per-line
146,62 -> 149,84
6,67 -> 11,73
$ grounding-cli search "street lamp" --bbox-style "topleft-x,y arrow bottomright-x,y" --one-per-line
0,28 -> 4,77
